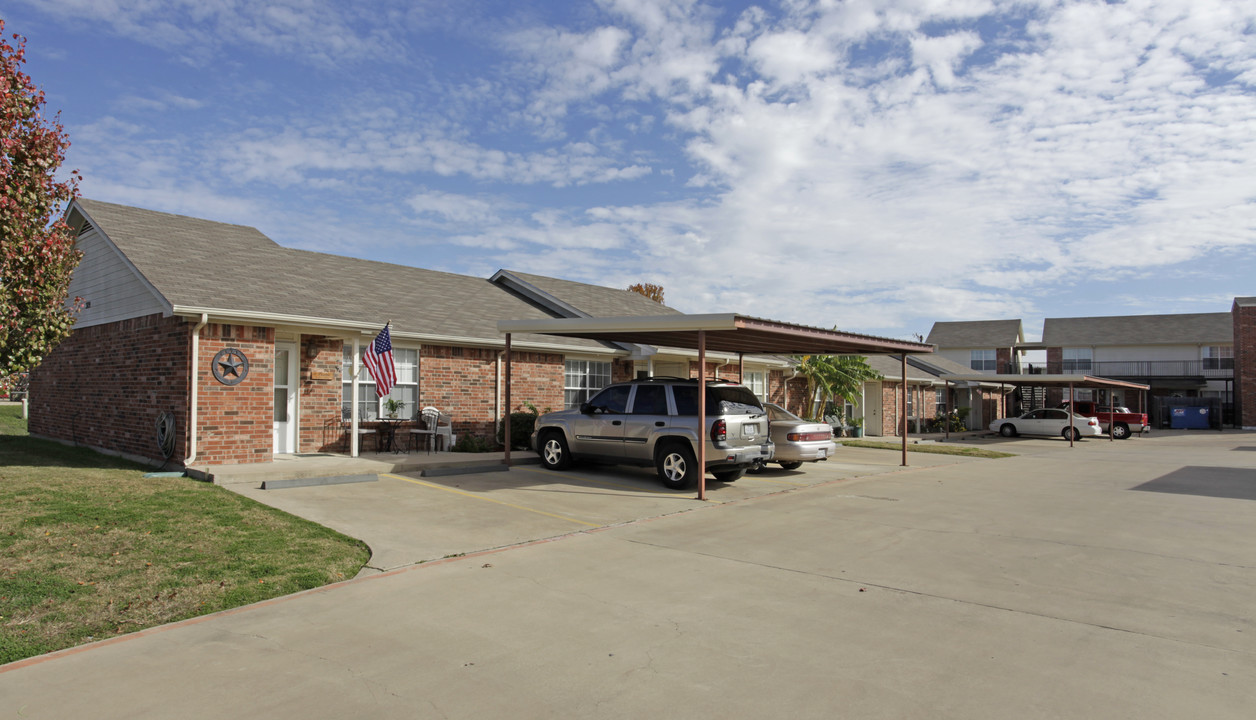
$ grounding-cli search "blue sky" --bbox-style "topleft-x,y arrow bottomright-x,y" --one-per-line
7,0 -> 1256,341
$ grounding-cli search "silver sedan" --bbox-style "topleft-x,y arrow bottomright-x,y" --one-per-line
752,403 -> 838,471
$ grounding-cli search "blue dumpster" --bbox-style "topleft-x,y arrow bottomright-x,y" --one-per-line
1170,407 -> 1210,429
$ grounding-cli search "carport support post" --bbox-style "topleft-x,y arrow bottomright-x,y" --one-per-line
698,330 -> 707,501
504,333 -> 512,467
945,379 -> 951,441
901,354 -> 908,467
1069,381 -> 1075,448
1108,387 -> 1114,442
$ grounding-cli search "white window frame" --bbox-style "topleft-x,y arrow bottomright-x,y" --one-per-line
1202,345 -> 1234,370
1062,347 -> 1092,373
343,346 -> 419,419
743,370 -> 766,400
565,358 -> 612,409
970,349 -> 997,372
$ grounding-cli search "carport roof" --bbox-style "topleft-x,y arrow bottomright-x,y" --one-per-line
497,313 -> 935,356
937,373 -> 1150,390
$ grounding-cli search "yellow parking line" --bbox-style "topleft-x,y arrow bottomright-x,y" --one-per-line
382,473 -> 600,527
514,466 -> 679,494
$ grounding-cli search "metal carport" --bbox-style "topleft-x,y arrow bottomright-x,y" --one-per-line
937,373 -> 1152,446
498,313 -> 934,499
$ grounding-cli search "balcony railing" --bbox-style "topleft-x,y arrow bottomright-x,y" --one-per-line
1001,361 -> 1233,379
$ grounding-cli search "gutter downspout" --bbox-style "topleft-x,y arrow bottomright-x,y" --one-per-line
185,313 -> 208,466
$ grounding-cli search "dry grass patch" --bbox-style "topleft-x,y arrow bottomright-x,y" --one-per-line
0,406 -> 369,664
840,439 -> 1015,458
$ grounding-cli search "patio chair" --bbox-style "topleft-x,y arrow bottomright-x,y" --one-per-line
341,408 -> 378,453
407,407 -> 440,454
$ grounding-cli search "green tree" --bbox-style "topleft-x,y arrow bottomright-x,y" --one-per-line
0,20 -> 81,387
792,354 -> 881,421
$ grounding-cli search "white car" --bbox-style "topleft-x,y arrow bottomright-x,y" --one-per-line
989,408 -> 1103,440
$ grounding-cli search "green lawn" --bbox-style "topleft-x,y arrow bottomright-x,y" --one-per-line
0,404 -> 369,665
840,439 -> 1015,458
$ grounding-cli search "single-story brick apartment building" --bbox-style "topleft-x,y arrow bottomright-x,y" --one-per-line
30,199 -> 818,468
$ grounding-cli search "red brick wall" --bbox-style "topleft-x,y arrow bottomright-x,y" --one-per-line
422,345 -> 564,444
299,336 -> 345,453
1236,302 -> 1256,427
28,313 -> 191,464
996,347 -> 1012,373
196,324 -> 274,465
769,370 -> 788,408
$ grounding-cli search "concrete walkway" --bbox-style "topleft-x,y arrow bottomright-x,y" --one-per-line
3,431 -> 1254,718
192,449 -> 540,486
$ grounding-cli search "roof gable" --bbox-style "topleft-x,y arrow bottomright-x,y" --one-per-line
926,319 -> 1023,348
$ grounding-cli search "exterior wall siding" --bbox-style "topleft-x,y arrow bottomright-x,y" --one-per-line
28,313 -> 191,464
65,228 -> 168,328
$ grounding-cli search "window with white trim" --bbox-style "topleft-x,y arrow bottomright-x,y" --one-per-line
743,370 -> 765,399
970,349 -> 997,372
935,388 -> 947,416
1062,347 -> 1092,373
565,359 -> 611,408
1062,387 -> 1093,402
342,347 -> 418,419
1202,345 -> 1233,370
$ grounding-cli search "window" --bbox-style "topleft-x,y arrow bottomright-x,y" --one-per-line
565,359 -> 611,408
630,384 -> 668,415
586,385 -> 630,413
905,387 -> 914,416
935,388 -> 947,416
342,347 -> 418,419
744,370 -> 765,399
1202,346 -> 1234,370
970,349 -> 997,372
1062,387 -> 1093,402
1062,348 -> 1092,373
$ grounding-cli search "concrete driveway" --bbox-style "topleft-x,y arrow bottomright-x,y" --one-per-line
3,432 -> 1255,718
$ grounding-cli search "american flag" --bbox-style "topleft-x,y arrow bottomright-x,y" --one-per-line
362,324 -> 396,396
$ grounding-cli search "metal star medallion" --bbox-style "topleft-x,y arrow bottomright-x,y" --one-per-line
211,348 -> 250,386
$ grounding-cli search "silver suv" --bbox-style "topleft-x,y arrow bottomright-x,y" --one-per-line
531,377 -> 774,489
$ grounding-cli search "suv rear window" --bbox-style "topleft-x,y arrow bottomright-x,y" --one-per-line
672,385 -> 764,416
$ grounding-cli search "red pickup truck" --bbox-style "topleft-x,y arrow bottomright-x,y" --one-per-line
1058,401 -> 1148,439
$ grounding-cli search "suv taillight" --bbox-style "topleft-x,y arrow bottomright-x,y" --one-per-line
711,419 -> 727,442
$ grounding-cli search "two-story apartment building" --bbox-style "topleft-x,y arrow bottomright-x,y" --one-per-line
1038,313 -> 1234,421
925,319 -> 1026,375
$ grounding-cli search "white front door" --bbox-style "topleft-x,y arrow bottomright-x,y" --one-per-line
273,343 -> 298,454
865,382 -> 883,436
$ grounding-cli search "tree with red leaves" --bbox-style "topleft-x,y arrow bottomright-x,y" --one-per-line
1,19 -> 81,386
627,282 -> 664,304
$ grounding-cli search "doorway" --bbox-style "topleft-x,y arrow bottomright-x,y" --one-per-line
273,343 -> 298,454
865,382 -> 883,436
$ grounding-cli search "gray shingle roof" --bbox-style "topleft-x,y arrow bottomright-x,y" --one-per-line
1042,313 -> 1233,346
500,270 -> 682,318
864,354 -> 935,382
926,319 -> 1023,348
71,199 -> 617,349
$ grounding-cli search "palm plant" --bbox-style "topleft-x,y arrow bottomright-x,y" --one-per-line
792,354 -> 882,422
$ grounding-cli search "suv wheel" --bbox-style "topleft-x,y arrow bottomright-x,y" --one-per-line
656,442 -> 698,490
539,432 -> 572,470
